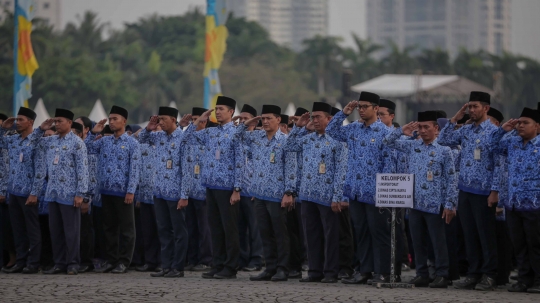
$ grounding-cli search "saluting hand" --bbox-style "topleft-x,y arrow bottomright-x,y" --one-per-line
147,115 -> 159,131
502,119 -> 519,132
296,112 -> 311,128
40,118 -> 54,131
343,101 -> 359,116
92,119 -> 107,134
244,116 -> 261,128
401,121 -> 419,137
179,114 -> 192,128
450,103 -> 468,124
1,117 -> 15,129
232,115 -> 242,126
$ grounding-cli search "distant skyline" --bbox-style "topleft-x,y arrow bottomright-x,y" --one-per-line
62,0 -> 539,61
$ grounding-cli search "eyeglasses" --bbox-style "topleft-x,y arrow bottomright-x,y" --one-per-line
358,105 -> 374,110
377,112 -> 389,117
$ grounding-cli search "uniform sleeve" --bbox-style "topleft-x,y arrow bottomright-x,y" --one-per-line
138,128 -> 158,145
325,111 -> 350,142
332,142 -> 347,203
31,138 -> 48,197
282,125 -> 304,152
28,127 -> 45,143
383,127 -> 415,153
0,128 -> 7,149
233,133 -> 244,189
233,124 -> 254,147
85,132 -> 103,154
443,148 -> 458,210
438,122 -> 463,146
284,151 -> 297,193
0,149 -> 7,196
75,141 -> 89,197
180,145 -> 191,200
183,123 -> 209,145
127,140 -> 141,194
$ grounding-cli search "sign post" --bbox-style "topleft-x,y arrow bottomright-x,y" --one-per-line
375,173 -> 415,289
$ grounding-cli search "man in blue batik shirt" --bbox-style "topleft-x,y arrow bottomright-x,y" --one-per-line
138,107 -> 191,278
491,108 -> 540,293
184,96 -> 244,279
36,109 -> 88,275
0,107 -> 52,274
438,91 -> 500,291
284,102 -> 347,283
87,106 -> 141,274
327,92 -> 395,285
384,111 -> 458,288
235,105 -> 296,282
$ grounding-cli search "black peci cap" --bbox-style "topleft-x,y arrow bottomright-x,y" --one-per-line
17,107 -> 37,120
312,102 -> 332,114
357,91 -> 380,104
158,107 -> 179,118
379,99 -> 396,111
110,105 -> 128,119
55,108 -> 74,121
216,96 -> 236,109
192,107 -> 207,116
280,114 -> 289,125
261,105 -> 281,115
294,107 -> 309,117
488,107 -> 504,123
417,111 -> 438,122
469,91 -> 490,104
71,121 -> 83,132
0,113 -> 8,121
331,107 -> 340,116
241,104 -> 257,117
520,107 -> 540,123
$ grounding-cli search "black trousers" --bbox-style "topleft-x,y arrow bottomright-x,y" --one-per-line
139,203 -> 161,267
507,209 -> 540,286
302,201 -> 339,279
287,205 -> 304,271
338,208 -> 354,275
444,214 -> 460,280
0,202 -> 15,266
39,215 -> 54,268
80,211 -> 94,266
349,201 -> 391,275
101,194 -> 136,267
206,189 -> 239,273
409,209 -> 449,278
496,219 -> 512,285
92,205 -> 106,260
154,198 -> 188,270
458,190 -> 497,279
254,198 -> 289,272
238,196 -> 263,268
132,204 -> 145,266
186,198 -> 212,266
49,202 -> 81,270
9,194 -> 41,268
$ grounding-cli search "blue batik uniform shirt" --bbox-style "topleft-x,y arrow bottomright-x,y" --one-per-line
87,132 -> 141,197
234,125 -> 296,202
283,126 -> 347,206
182,143 -> 207,201
326,111 -> 395,204
0,148 -> 8,197
0,127 -> 44,197
137,142 -> 156,204
35,132 -> 89,206
83,135 -> 99,200
438,119 -> 500,195
384,128 -> 458,214
183,121 -> 243,191
138,127 -> 188,202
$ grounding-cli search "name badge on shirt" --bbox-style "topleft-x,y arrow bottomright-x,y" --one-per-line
427,170 -> 433,182
474,148 -> 481,160
166,160 -> 173,169
53,155 -> 60,165
319,161 -> 326,174
194,164 -> 200,175
270,151 -> 276,163
215,149 -> 221,160
19,152 -> 23,162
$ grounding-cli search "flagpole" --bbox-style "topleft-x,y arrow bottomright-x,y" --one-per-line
12,0 -> 19,116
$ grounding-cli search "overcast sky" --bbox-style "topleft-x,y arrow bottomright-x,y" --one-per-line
62,0 -> 540,61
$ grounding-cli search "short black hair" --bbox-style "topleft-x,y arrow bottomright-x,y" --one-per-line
387,108 -> 395,115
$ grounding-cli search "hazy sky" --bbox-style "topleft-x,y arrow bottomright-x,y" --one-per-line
62,0 -> 539,61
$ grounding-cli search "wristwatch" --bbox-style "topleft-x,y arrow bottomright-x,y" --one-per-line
284,191 -> 293,196
234,187 -> 242,193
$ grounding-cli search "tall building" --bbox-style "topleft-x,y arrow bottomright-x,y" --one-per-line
366,0 -> 511,57
228,0 -> 328,52
0,0 -> 62,30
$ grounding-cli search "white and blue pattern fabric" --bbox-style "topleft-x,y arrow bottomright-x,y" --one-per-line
438,119 -> 499,195
283,126 -> 347,206
0,127 -> 44,197
0,148 -> 8,197
137,142 -> 156,204
240,144 -> 252,197
36,132 -> 89,206
234,125 -> 296,202
492,128 -> 540,211
182,143 -> 208,201
87,132 -> 141,197
183,122 -> 243,190
326,111 -> 395,204
384,128 -> 458,214
83,135 -> 99,198
138,128 -> 188,202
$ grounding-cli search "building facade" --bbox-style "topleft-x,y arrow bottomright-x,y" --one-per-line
366,0 -> 511,57
0,0 -> 62,30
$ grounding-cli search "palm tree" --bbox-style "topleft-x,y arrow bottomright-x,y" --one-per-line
416,48 -> 452,74
380,41 -> 417,74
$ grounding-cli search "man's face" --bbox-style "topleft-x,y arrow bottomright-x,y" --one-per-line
517,117 -> 539,139
191,115 -> 200,123
377,107 -> 394,127
417,121 -> 438,142
279,124 -> 288,134
487,116 -> 500,127
215,105 -> 233,123
15,115 -> 33,132
238,112 -> 254,124
311,111 -> 330,132
54,117 -> 72,134
261,114 -> 279,132
358,101 -> 378,121
72,129 -> 83,138
74,118 -> 89,135
43,129 -> 55,137
108,114 -> 126,132
468,102 -> 489,122
158,115 -> 176,132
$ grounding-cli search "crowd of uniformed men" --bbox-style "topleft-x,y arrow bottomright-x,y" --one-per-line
1,91 -> 539,294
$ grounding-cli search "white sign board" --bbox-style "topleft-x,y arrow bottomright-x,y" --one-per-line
375,174 -> 414,208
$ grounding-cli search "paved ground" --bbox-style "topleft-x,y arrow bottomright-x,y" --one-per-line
0,270 -> 537,302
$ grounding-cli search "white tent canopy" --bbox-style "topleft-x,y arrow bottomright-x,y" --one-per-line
169,101 -> 177,108
33,98 -> 50,126
284,102 -> 296,116
88,99 -> 108,122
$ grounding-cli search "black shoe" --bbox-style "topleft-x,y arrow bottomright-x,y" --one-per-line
111,264 -> 127,274
301,264 -> 309,272
214,268 -> 237,279
409,275 -> 431,287
508,282 -> 528,293
321,277 -> 338,283
271,269 -> 288,282
67,268 -> 79,275
151,269 -> 170,277
22,266 -> 39,274
429,276 -> 448,288
192,264 -> 210,272
202,268 -> 220,279
136,264 -> 156,272
474,275 -> 496,291
454,277 -> 479,290
510,275 -> 518,281
164,269 -> 184,278
185,264 -> 195,271
401,264 -> 411,272
43,266 -> 65,275
78,265 -> 90,273
288,270 -> 302,279
299,276 -> 323,282
527,284 -> 540,293
2,264 -> 24,274
94,263 -> 114,273
342,272 -> 372,284
371,274 -> 390,285
250,270 -> 275,281
242,265 -> 262,272
338,271 -> 352,280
